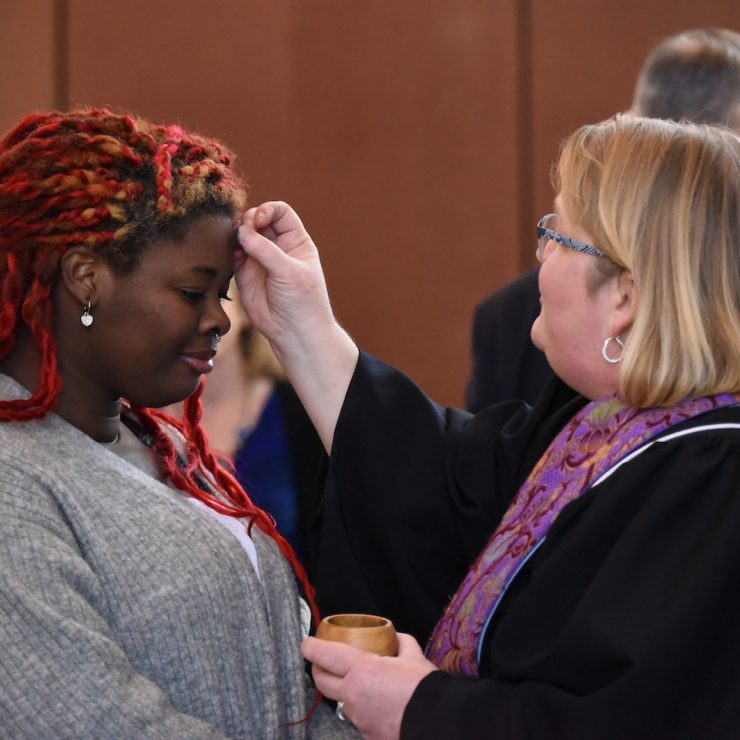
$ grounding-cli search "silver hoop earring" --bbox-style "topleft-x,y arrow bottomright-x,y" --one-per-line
81,301 -> 93,328
601,335 -> 624,364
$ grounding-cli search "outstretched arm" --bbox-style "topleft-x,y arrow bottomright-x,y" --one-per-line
234,202 -> 359,452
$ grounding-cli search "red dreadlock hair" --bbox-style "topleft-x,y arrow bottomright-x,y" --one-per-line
0,107 -> 318,625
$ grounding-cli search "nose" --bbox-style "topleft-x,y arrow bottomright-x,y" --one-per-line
215,307 -> 232,339
201,296 -> 231,340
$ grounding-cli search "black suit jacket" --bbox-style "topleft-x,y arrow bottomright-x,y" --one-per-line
465,267 -> 553,411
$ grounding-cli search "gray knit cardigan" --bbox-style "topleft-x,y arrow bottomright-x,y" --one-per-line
0,375 -> 358,739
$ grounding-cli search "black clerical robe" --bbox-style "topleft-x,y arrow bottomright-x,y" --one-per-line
313,353 -> 740,739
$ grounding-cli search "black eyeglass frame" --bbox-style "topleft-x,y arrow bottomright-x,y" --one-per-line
536,213 -> 606,259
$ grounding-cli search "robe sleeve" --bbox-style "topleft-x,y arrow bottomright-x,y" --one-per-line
313,352 -> 581,643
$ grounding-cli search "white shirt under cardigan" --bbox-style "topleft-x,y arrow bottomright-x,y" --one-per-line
109,416 -> 262,580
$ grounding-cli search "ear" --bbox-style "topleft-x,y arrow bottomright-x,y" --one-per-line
58,247 -> 104,306
609,269 -> 636,338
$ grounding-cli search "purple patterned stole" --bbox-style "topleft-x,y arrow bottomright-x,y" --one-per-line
426,392 -> 740,676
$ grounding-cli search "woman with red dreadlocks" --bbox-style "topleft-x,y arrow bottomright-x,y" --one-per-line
0,108 -> 358,739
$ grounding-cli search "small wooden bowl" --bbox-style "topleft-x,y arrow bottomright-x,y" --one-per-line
315,613 -> 398,656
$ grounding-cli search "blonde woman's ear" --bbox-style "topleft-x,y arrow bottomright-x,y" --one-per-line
609,270 -> 636,338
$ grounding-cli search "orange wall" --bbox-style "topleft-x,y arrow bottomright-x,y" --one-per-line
0,1 -> 56,133
1,2 -> 739,406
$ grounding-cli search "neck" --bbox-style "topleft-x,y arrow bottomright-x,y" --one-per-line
0,330 -> 121,443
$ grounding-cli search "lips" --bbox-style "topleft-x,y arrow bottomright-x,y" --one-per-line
180,348 -> 216,375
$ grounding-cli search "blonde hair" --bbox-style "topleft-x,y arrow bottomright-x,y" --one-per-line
555,115 -> 740,406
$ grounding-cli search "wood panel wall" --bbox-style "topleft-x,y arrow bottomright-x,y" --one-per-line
0,1 -> 56,132
1,1 -> 739,406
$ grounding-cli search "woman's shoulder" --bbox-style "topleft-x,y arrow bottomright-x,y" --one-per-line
0,411 -> 74,480
659,401 -> 740,433
630,402 -> 740,469
579,402 -> 740,521
644,401 -> 740,476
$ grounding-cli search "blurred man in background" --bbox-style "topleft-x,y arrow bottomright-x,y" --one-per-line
466,27 -> 740,411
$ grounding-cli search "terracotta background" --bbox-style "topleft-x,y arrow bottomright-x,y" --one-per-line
2,1 -> 739,406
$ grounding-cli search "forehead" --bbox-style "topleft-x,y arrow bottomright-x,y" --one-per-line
134,214 -> 236,280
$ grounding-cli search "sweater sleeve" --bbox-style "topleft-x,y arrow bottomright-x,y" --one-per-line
0,463 -> 227,739
401,423 -> 740,739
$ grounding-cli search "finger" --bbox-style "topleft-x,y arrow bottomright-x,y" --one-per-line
232,249 -> 246,271
240,202 -> 296,236
251,201 -> 280,229
253,200 -> 291,230
397,633 -> 425,659
301,636 -> 363,676
310,664 -> 345,700
251,201 -> 308,240
237,220 -> 278,249
239,207 -> 258,230
236,224 -> 292,275
240,205 -> 277,241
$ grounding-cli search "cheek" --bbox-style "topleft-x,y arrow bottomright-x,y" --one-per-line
537,259 -> 573,327
535,257 -> 597,348
540,255 -> 578,303
102,305 -> 192,377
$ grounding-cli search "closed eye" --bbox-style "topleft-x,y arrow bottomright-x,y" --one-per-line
180,289 -> 205,303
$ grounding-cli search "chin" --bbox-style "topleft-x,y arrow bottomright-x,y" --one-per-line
530,319 -> 544,351
132,382 -> 201,410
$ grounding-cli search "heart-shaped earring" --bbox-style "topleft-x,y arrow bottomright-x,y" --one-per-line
81,301 -> 93,327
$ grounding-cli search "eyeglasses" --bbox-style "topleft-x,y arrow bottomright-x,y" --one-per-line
536,213 -> 606,261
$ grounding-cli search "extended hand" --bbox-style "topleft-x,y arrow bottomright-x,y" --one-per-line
235,201 -> 335,350
235,201 -> 359,452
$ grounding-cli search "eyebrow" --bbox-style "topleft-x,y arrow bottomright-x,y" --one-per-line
189,266 -> 219,279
